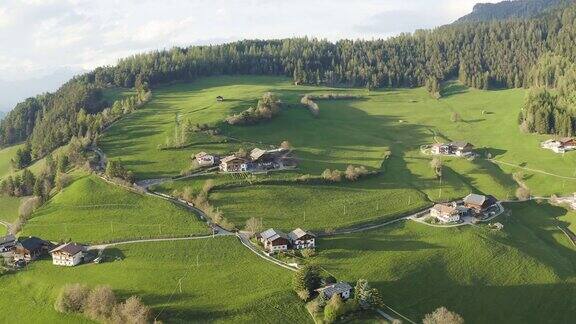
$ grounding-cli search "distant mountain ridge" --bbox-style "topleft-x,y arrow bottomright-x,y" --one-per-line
456,0 -> 571,23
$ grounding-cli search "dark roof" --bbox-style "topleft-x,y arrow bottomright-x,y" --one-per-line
288,228 -> 315,240
0,234 -> 16,245
18,236 -> 45,252
317,282 -> 352,298
448,141 -> 473,149
50,243 -> 84,256
260,228 -> 289,241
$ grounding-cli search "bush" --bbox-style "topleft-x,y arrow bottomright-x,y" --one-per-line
322,169 -> 342,182
226,92 -> 281,125
324,294 -> 345,323
516,186 -> 531,201
301,248 -> 316,258
345,165 -> 368,181
301,96 -> 320,117
112,296 -> 152,324
85,285 -> 117,321
423,306 -> 464,324
55,283 -> 91,313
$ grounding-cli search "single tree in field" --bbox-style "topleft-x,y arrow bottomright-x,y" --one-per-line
244,217 -> 263,236
280,140 -> 292,150
84,285 -> 117,321
430,157 -> 443,178
423,306 -> 464,324
516,186 -> 531,201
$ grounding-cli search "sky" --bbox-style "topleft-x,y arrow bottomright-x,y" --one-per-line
0,0 -> 499,111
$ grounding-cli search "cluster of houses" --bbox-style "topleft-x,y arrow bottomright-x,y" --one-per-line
430,193 -> 498,224
0,235 -> 87,268
257,228 -> 316,253
541,138 -> 576,154
431,141 -> 475,157
194,147 -> 295,173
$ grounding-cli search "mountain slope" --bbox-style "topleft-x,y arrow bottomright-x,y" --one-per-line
456,0 -> 570,23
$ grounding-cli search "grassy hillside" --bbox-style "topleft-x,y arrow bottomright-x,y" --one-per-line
315,201 -> 576,323
0,237 -> 311,323
21,174 -> 209,243
0,143 -> 21,179
115,75 -> 576,231
0,195 -> 24,224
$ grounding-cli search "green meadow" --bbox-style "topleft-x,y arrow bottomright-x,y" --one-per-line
314,201 -> 576,324
0,238 -> 310,323
0,195 -> 24,224
0,143 -> 21,179
21,174 -> 209,243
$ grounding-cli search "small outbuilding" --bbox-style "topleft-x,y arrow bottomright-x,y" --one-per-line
216,96 -> 224,102
288,228 -> 316,249
317,282 -> 353,300
258,228 -> 290,253
50,243 -> 85,267
195,152 -> 216,167
0,234 -> 16,253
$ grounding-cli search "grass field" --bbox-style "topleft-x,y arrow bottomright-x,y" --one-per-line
0,237 -> 311,323
0,195 -> 24,224
0,143 -> 21,179
21,173 -> 209,243
314,201 -> 576,323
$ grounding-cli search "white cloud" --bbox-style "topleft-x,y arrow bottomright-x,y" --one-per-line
0,0 -> 500,81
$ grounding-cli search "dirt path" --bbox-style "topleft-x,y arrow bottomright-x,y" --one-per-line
88,233 -> 230,250
489,159 -> 576,181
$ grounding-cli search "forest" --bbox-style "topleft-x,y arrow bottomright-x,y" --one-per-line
1,2 -> 576,157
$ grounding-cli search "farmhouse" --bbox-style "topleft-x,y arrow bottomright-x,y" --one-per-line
259,228 -> 290,252
316,282 -> 353,300
288,228 -> 316,249
541,138 -> 576,153
250,147 -> 290,171
431,142 -> 474,157
0,234 -> 16,253
464,193 -> 497,213
219,155 -> 248,172
195,152 -> 216,167
50,243 -> 85,267
430,204 -> 461,223
14,237 -> 52,262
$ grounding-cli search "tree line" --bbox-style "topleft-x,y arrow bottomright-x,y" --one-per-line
2,3 -> 576,156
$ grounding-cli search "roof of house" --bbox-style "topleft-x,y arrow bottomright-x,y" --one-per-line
260,228 -> 289,242
195,151 -> 208,158
0,234 -> 16,245
221,155 -> 246,164
17,236 -> 46,252
50,243 -> 84,256
560,138 -> 576,144
432,204 -> 457,215
464,193 -> 487,206
317,282 -> 352,297
449,141 -> 473,149
288,228 -> 315,241
250,148 -> 268,161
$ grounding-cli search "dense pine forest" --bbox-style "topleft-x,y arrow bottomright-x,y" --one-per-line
2,1 -> 576,158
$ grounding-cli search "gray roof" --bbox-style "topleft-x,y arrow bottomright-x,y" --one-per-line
260,228 -> 288,241
288,228 -> 315,241
318,282 -> 352,298
17,236 -> 45,252
0,234 -> 16,245
464,193 -> 486,206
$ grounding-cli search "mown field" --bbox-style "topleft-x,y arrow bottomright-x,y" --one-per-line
314,201 -> 576,324
21,173 -> 209,243
0,143 -> 21,179
0,237 -> 311,323
0,195 -> 24,224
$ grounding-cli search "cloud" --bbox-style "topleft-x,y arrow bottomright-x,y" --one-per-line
0,0 -> 500,82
